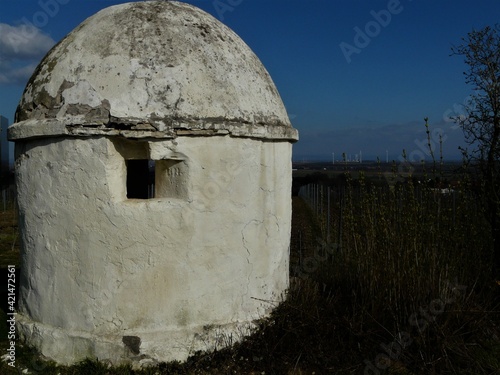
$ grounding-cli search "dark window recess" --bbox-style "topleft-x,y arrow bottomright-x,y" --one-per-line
126,160 -> 155,199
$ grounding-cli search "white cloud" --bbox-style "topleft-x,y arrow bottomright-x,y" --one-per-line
0,23 -> 55,59
0,23 -> 55,85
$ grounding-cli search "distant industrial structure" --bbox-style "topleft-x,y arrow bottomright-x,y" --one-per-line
0,115 -> 10,175
332,150 -> 364,163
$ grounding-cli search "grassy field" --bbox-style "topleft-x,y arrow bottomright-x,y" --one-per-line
0,204 -> 20,268
0,170 -> 499,374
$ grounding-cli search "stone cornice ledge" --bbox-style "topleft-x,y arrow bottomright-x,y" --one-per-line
8,119 -> 299,142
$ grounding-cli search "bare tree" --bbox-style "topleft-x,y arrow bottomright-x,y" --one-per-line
452,24 -> 500,277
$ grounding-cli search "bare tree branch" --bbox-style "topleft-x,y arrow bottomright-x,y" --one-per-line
451,24 -> 500,277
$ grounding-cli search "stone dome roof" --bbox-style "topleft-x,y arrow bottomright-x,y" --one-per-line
10,1 -> 298,141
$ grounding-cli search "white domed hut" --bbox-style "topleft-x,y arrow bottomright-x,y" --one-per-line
9,0 -> 298,366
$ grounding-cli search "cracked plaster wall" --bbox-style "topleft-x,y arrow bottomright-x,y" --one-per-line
14,135 -> 292,365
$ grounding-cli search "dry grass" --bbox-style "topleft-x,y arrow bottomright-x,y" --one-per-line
0,205 -> 20,267
0,181 -> 499,374
299,173 -> 500,374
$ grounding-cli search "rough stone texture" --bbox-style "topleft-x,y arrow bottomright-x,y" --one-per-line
10,1 -> 298,142
9,0 -> 297,366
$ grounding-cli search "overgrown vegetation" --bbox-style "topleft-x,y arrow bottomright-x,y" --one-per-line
298,170 -> 499,373
292,115 -> 500,373
0,208 -> 19,267
1,164 -> 500,373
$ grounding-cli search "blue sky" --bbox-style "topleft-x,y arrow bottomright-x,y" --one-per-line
0,0 -> 499,161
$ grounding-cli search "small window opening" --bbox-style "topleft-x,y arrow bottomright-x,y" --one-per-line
126,159 -> 156,199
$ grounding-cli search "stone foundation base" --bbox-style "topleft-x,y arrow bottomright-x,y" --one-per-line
16,314 -> 257,367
